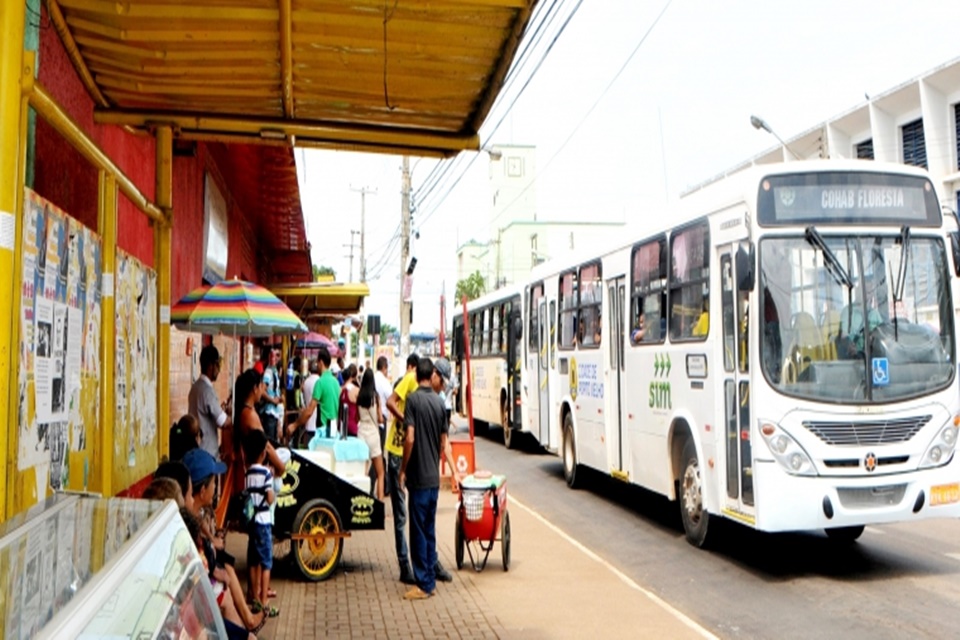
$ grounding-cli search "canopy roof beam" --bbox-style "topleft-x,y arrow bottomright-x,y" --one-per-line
94,109 -> 479,157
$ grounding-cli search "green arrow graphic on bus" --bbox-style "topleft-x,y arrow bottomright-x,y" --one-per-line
654,353 -> 672,378
654,354 -> 661,376
664,353 -> 671,376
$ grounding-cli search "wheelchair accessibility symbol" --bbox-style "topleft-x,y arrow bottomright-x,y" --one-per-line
872,357 -> 889,386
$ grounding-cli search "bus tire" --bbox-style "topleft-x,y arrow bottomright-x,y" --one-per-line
501,398 -> 515,450
562,413 -> 581,489
679,439 -> 711,548
825,525 -> 864,543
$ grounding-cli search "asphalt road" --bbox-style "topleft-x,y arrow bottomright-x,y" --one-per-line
463,424 -> 960,639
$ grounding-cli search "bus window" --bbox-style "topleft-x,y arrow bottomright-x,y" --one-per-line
631,237 -> 666,344
669,222 -> 710,341
579,262 -> 602,348
482,308 -> 491,355
492,304 -> 501,354
559,270 -> 578,349
529,283 -> 543,351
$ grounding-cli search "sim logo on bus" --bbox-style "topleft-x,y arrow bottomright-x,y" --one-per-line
864,452 -> 877,473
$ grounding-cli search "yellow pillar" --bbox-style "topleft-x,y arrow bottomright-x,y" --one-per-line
156,126 -> 172,460
0,1 -> 26,521
97,172 -> 117,496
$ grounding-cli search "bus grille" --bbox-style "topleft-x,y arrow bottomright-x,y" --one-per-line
836,485 -> 906,509
802,415 -> 930,446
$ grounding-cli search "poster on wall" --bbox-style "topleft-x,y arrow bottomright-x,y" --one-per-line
116,251 -> 157,467
18,190 -> 102,492
203,172 -> 228,283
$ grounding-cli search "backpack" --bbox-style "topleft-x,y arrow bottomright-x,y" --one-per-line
231,467 -> 270,529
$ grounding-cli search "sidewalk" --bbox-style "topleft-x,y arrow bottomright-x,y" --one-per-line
226,485 -> 713,639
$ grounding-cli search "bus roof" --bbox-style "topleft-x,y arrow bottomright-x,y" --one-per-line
452,283 -> 524,319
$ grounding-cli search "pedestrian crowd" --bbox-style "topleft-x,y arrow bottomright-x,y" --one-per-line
147,340 -> 461,637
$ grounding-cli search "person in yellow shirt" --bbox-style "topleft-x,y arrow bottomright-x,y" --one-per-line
384,354 -> 420,585
692,299 -> 710,337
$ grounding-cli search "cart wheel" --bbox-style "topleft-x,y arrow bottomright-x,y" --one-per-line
500,510 -> 511,571
455,515 -> 465,570
292,498 -> 343,582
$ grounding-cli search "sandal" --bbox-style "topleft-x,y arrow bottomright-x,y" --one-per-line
267,588 -> 278,599
264,604 -> 280,618
249,600 -> 263,614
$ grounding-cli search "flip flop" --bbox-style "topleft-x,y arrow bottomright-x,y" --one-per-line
264,604 -> 280,618
249,600 -> 263,614
267,588 -> 278,598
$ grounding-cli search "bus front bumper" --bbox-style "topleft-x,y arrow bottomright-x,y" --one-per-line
752,457 -> 960,532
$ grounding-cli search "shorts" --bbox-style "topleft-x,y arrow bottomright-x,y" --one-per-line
358,421 -> 382,458
260,414 -> 279,442
246,522 -> 273,570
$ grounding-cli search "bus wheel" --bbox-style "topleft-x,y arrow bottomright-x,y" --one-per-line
501,399 -> 515,450
562,413 -> 581,489
679,439 -> 711,548
825,525 -> 864,543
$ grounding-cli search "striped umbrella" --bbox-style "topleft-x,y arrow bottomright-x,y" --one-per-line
171,279 -> 307,337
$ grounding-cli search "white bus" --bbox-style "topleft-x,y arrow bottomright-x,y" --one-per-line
452,285 -> 526,448
527,160 -> 960,546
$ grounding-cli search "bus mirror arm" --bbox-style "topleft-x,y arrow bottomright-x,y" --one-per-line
736,243 -> 756,292
513,316 -> 523,339
950,232 -> 960,277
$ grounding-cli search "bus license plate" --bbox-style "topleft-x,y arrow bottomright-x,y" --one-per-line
930,483 -> 960,506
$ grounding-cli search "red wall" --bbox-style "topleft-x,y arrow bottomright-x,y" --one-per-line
35,15 -> 155,266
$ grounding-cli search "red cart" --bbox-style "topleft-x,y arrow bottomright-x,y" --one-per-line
455,472 -> 510,572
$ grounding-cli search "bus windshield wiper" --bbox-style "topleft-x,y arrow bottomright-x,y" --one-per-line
805,226 -> 853,290
894,225 -> 910,303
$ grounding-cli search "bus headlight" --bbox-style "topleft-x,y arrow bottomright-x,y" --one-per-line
919,421 -> 959,469
759,420 -> 816,476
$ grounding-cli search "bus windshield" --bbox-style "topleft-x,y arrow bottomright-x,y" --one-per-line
760,234 -> 954,403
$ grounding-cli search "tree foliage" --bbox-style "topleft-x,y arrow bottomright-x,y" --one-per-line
455,270 -> 486,302
313,264 -> 336,280
380,322 -> 398,343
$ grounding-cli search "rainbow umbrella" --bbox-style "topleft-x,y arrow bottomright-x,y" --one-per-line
171,279 -> 307,337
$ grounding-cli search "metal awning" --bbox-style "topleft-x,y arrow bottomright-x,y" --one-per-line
272,282 -> 370,317
49,0 -> 538,158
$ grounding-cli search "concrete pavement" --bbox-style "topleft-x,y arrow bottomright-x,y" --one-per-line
227,481 -> 714,639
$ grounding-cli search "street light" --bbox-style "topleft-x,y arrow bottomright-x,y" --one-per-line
750,114 -> 800,160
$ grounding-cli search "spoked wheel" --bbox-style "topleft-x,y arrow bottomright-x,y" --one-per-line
679,439 -> 711,548
500,510 -> 511,571
562,413 -> 581,489
501,400 -> 515,450
825,525 -> 865,544
292,498 -> 344,581
455,516 -> 465,570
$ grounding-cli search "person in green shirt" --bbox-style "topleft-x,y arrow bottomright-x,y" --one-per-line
290,348 -> 341,439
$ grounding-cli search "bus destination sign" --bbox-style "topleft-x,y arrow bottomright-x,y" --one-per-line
757,172 -> 940,226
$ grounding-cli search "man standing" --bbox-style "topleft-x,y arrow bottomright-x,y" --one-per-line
290,348 -> 341,438
188,345 -> 232,460
299,358 -> 320,447
385,353 -> 419,584
259,348 -> 283,442
374,357 -> 393,434
398,358 -> 459,600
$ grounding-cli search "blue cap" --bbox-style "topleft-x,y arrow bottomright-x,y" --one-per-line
182,448 -> 227,485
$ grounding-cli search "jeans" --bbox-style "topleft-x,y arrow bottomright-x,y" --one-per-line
386,453 -> 410,570
261,413 -> 279,443
408,486 -> 439,594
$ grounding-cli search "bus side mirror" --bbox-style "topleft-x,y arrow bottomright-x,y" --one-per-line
736,243 -> 755,291
513,316 -> 523,339
950,232 -> 960,277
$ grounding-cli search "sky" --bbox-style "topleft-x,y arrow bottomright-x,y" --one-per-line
297,0 -> 960,335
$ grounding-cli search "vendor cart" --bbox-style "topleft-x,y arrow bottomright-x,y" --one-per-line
455,472 -> 510,572
268,443 -> 384,581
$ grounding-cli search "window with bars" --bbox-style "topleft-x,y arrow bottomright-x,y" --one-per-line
955,104 -> 960,171
902,119 -> 927,168
856,139 -> 874,160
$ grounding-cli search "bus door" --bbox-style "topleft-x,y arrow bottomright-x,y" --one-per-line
507,305 -> 522,430
720,249 -> 755,514
606,276 -> 627,473
537,298 -> 551,447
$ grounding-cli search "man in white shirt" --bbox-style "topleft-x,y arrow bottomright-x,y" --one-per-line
374,356 -> 393,430
299,358 -> 320,447
188,345 -> 232,460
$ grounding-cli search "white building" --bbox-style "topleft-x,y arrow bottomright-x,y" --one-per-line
457,144 -> 626,289
684,57 -> 960,212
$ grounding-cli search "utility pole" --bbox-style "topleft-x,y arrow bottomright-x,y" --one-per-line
344,230 -> 359,282
350,185 -> 377,282
400,156 -> 412,359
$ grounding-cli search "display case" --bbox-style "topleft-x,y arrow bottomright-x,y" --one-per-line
0,493 -> 226,639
